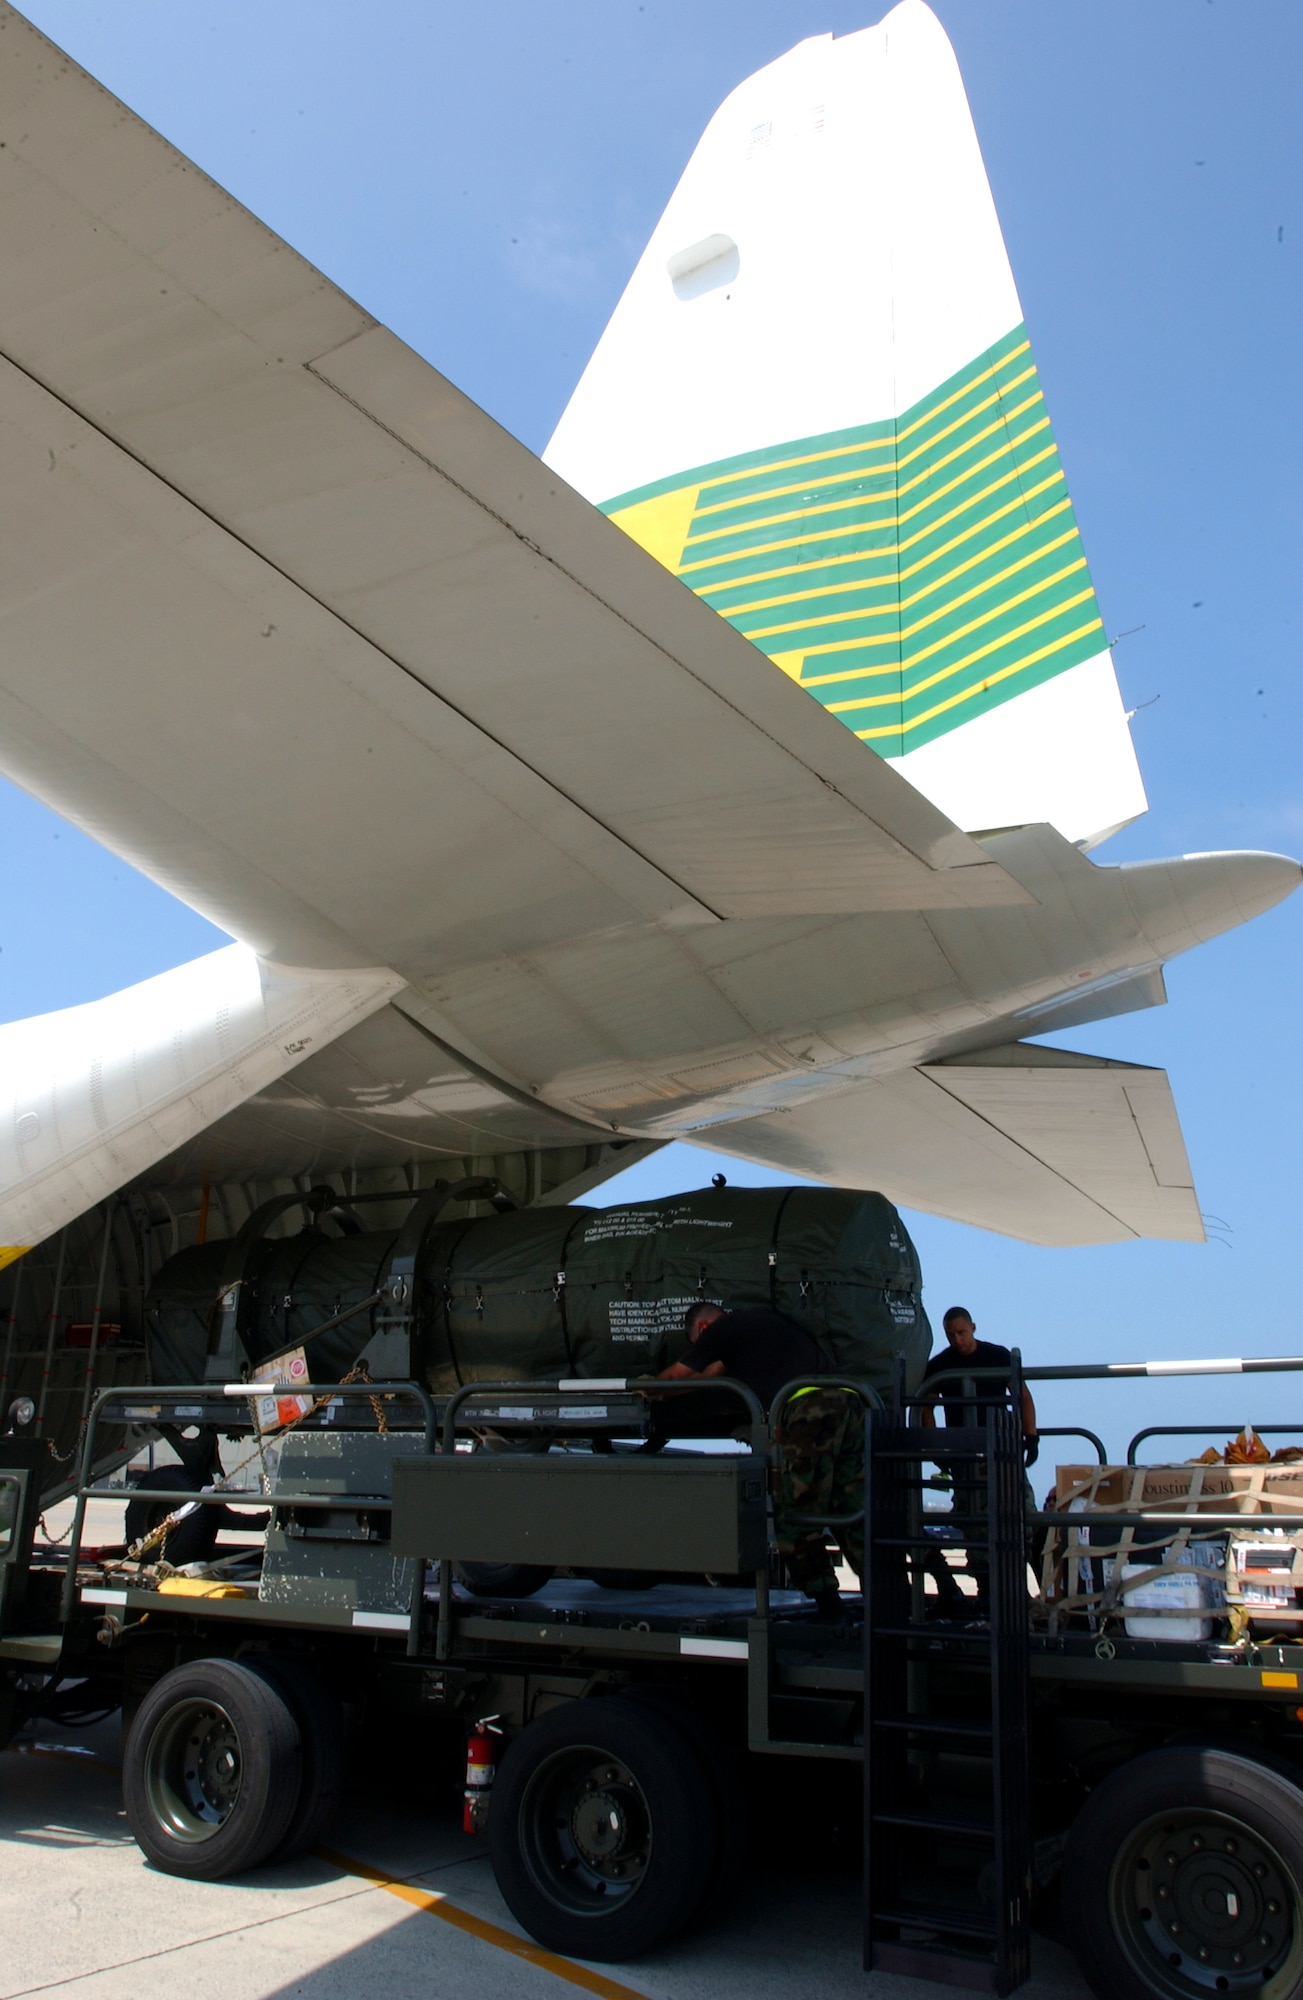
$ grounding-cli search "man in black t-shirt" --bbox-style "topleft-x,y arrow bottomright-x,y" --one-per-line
920,1306 -> 1038,1618
661,1302 -> 861,1619
921,1307 -> 1038,1450
660,1301 -> 829,1413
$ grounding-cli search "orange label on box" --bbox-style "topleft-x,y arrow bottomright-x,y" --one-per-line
254,1387 -> 316,1434
1261,1672 -> 1298,1689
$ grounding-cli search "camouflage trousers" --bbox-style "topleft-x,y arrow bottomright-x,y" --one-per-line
775,1388 -> 864,1596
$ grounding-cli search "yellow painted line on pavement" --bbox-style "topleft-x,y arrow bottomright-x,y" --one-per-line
316,1846 -> 652,2000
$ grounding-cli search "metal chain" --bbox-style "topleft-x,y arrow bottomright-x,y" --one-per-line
45,1426 -> 83,1468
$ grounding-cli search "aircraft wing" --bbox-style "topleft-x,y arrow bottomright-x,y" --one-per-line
705,1043 -> 1203,1246
0,2 -> 1023,987
0,5 -> 1295,1276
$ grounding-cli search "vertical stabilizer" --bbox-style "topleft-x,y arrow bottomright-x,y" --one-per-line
546,0 -> 1145,849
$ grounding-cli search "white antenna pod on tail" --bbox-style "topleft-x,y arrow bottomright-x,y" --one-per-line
546,0 -> 1144,849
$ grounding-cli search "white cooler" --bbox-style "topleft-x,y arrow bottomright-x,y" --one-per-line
1121,1545 -> 1226,1641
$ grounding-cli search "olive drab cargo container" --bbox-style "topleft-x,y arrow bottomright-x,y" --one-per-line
144,1185 -> 930,1397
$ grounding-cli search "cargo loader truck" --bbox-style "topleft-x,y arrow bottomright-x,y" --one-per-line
3,1181 -> 1303,1999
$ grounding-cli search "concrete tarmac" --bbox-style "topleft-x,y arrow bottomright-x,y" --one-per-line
0,1716 -> 1094,2000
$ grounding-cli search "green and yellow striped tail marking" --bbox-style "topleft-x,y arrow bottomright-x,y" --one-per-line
602,325 -> 1104,759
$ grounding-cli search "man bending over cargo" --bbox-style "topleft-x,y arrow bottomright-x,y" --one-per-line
660,1302 -> 862,1620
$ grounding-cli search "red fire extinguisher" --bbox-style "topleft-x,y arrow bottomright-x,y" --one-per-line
463,1717 -> 502,1835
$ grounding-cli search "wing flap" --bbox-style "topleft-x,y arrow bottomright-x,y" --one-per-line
0,5 -> 1026,968
309,326 -> 1006,890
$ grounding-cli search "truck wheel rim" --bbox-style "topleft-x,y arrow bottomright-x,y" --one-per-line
144,1698 -> 243,1842
1110,1806 -> 1303,1998
520,1749 -> 651,1917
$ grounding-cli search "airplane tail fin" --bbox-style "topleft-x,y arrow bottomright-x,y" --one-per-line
546,0 -> 1145,850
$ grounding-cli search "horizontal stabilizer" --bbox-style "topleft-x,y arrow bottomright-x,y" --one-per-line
702,1042 -> 1202,1246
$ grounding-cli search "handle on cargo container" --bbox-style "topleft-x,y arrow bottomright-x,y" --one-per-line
381,1178 -> 513,1312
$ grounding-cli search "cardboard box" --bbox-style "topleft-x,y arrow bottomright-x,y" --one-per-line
1056,1463 -> 1303,1515
1232,1538 -> 1301,1612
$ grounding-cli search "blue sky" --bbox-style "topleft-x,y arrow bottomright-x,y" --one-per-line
4,1 -> 1301,1454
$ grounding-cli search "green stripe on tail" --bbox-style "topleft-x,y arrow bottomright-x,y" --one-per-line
602,325 -> 1103,759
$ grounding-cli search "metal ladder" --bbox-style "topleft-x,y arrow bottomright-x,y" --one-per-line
863,1395 -> 1033,1994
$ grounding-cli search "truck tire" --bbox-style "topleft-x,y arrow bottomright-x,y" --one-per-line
455,1562 -> 553,1599
488,1695 -> 717,1959
124,1466 -> 218,1566
618,1686 -> 746,1904
123,1658 -> 302,1878
246,1655 -> 346,1860
1063,1744 -> 1303,1999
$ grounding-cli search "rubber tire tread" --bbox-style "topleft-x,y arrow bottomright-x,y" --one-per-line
123,1466 -> 219,1566
489,1695 -> 716,1960
245,1655 -> 346,1860
123,1658 -> 302,1879
1062,1743 -> 1303,2000
455,1561 -> 553,1599
617,1686 -> 746,1907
